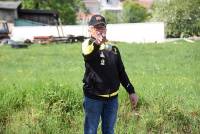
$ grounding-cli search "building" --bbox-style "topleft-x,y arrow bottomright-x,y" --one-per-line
83,0 -> 154,14
0,1 -> 59,26
17,9 -> 59,26
100,0 -> 122,12
83,0 -> 100,14
78,0 -> 122,24
83,0 -> 122,14
0,1 -> 21,22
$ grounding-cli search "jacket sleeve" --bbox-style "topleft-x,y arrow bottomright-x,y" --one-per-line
115,47 -> 136,94
82,38 -> 100,61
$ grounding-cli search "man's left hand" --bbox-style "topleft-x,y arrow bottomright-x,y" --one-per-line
129,93 -> 138,110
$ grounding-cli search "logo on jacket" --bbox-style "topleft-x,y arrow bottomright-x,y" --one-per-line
113,48 -> 117,54
100,52 -> 105,58
100,52 -> 105,65
100,59 -> 105,65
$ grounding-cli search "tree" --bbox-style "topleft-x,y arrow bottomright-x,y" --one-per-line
122,0 -> 149,23
151,0 -> 200,37
21,0 -> 86,25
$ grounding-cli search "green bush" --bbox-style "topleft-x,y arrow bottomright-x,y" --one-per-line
151,0 -> 200,37
102,11 -> 122,24
122,0 -> 149,23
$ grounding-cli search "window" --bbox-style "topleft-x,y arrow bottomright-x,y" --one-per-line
107,0 -> 111,4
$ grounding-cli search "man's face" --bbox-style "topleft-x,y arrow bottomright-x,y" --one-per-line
89,24 -> 107,42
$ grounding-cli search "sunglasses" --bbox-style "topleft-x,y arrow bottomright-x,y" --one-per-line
94,26 -> 106,31
93,23 -> 106,29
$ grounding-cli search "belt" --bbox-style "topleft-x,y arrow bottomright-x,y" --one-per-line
98,91 -> 118,98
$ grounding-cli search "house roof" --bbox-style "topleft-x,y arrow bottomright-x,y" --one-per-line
83,0 -> 99,7
0,1 -> 21,10
83,0 -> 99,3
18,9 -> 58,16
138,0 -> 154,8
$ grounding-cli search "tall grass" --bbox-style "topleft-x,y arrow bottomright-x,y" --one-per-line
0,41 -> 199,133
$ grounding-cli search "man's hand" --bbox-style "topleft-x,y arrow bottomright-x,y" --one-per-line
129,93 -> 138,110
95,33 -> 104,45
94,32 -> 107,45
89,26 -> 107,45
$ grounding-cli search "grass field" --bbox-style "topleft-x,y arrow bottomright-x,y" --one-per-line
0,40 -> 200,134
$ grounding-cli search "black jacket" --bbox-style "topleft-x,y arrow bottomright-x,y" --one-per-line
82,38 -> 135,100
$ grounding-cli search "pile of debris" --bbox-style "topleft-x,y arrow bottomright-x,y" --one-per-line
0,39 -> 29,48
0,20 -> 28,48
33,35 -> 87,44
1,19 -> 88,48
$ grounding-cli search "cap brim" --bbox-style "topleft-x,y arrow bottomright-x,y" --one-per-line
93,22 -> 106,27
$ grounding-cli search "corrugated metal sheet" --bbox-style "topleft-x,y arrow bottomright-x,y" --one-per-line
15,19 -> 47,26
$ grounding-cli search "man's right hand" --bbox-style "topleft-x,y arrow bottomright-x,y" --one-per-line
95,34 -> 103,45
95,35 -> 106,45
95,32 -> 107,45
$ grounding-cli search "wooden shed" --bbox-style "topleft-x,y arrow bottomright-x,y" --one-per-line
0,1 -> 21,22
18,9 -> 59,26
0,1 -> 58,26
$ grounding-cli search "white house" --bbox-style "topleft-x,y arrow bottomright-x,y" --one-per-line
100,0 -> 122,12
83,0 -> 100,14
83,0 -> 122,14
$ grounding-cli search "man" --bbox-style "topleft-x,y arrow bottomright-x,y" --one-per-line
82,14 -> 138,134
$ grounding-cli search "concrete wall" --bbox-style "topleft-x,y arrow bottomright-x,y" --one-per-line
11,22 -> 165,43
107,22 -> 165,43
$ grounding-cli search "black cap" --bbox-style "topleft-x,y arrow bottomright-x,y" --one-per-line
88,14 -> 106,26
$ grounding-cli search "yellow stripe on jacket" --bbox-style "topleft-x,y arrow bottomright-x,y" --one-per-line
98,91 -> 118,98
82,39 -> 94,55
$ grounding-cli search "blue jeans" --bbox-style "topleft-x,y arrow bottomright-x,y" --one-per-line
83,96 -> 118,134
